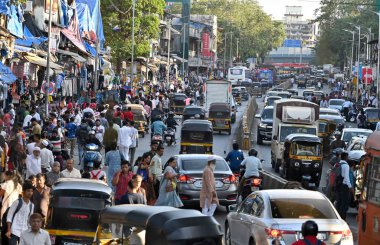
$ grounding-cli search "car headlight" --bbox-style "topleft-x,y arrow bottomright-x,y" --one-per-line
294,162 -> 300,167
314,163 -> 320,168
259,123 -> 267,128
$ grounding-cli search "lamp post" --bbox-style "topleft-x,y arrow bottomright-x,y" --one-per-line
45,0 -> 53,114
182,22 -> 187,78
343,29 -> 355,78
349,23 -> 361,102
131,0 -> 136,86
167,19 -> 172,84
223,32 -> 232,77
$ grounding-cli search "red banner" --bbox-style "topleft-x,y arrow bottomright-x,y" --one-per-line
202,32 -> 211,57
362,67 -> 373,85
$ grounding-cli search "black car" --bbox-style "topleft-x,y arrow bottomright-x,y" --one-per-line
256,106 -> 273,145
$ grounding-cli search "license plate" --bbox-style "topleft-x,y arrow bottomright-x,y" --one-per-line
166,137 -> 172,140
299,233 -> 327,241
194,180 -> 223,188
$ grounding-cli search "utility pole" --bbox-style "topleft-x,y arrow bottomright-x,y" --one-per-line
182,23 -> 186,78
223,33 -> 227,77
229,33 -> 233,67
357,25 -> 361,102
166,19 -> 172,84
236,38 -> 239,63
45,0 -> 53,114
131,0 -> 136,87
94,0 -> 101,93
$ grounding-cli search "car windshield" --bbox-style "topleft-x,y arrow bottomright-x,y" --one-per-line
366,110 -> 380,119
181,159 -> 229,171
230,69 -> 243,75
280,126 -> 317,142
268,98 -> 280,106
319,122 -> 327,133
184,108 -> 203,115
291,142 -> 321,156
270,198 -> 337,219
329,100 -> 344,106
343,131 -> 372,142
261,108 -> 273,120
131,110 -> 145,121
209,111 -> 229,118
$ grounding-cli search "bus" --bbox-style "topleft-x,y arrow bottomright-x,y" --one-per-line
258,69 -> 274,87
227,66 -> 251,86
358,131 -> 380,245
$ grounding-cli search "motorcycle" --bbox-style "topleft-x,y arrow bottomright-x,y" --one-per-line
164,127 -> 176,146
347,107 -> 358,123
240,176 -> 262,202
82,143 -> 102,171
151,133 -> 163,145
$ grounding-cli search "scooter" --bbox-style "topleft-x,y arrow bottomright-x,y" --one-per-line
164,127 -> 176,146
82,143 -> 102,171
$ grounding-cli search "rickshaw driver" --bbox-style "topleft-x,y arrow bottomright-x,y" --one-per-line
165,112 -> 178,129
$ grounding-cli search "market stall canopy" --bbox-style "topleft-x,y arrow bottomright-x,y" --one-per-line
0,62 -> 17,84
15,26 -> 47,47
61,29 -> 87,54
56,49 -> 87,62
84,41 -> 96,57
24,54 -> 63,73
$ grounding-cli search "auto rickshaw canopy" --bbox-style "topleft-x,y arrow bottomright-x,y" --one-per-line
98,205 -> 223,245
182,119 -> 213,132
285,133 -> 322,144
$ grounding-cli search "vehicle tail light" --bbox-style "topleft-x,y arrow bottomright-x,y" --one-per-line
329,229 -> 352,240
265,228 -> 296,239
222,175 -> 237,184
177,175 -> 195,184
139,122 -> 143,129
225,121 -> 230,125
252,178 -> 262,186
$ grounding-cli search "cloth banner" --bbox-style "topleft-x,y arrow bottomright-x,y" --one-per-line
0,62 -> 17,84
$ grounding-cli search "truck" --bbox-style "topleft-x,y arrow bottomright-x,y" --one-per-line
271,99 -> 320,172
323,64 -> 333,74
203,79 -> 232,115
258,69 -> 274,87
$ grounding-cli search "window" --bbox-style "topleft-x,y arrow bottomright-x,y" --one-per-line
367,157 -> 380,205
351,143 -> 363,151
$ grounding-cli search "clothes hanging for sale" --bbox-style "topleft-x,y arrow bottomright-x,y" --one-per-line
62,77 -> 73,97
72,77 -> 78,95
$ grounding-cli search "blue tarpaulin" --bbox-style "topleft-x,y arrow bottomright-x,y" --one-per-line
16,26 -> 47,47
7,5 -> 23,38
0,62 -> 16,84
76,0 -> 105,45
84,41 -> 96,57
0,0 -> 10,16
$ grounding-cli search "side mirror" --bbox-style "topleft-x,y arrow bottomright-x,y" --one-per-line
228,204 -> 237,212
255,114 -> 261,119
273,135 -> 278,140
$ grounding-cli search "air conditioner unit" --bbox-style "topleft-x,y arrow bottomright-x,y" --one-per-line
25,1 -> 33,12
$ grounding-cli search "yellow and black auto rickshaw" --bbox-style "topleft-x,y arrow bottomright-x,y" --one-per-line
281,134 -> 323,189
170,93 -> 187,115
180,119 -> 213,154
318,115 -> 337,154
208,102 -> 231,135
46,179 -> 112,245
232,88 -> 242,105
94,205 -> 223,245
128,103 -> 148,137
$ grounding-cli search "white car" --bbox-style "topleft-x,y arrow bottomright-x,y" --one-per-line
341,128 -> 373,145
225,190 -> 353,245
328,99 -> 345,111
319,108 -> 341,116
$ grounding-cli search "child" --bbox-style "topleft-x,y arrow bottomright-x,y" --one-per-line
90,160 -> 107,182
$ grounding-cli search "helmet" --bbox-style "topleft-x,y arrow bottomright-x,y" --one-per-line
248,148 -> 257,157
301,220 -> 318,237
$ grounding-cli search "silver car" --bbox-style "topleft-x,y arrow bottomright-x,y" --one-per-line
176,154 -> 238,207
225,190 -> 353,245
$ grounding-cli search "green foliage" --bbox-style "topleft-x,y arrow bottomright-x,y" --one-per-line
101,0 -> 165,66
315,0 -> 378,65
171,0 -> 285,61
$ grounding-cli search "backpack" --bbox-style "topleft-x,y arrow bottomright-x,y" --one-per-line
90,170 -> 102,180
330,161 -> 347,190
1,198 -> 33,229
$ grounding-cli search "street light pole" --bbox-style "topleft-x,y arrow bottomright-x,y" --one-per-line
223,33 -> 227,77
229,33 -> 233,67
131,0 -> 136,86
357,25 -> 361,102
182,23 -> 186,78
343,29 -> 355,78
167,19 -> 172,84
45,0 -> 53,115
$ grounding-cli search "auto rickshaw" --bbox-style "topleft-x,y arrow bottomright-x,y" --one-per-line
281,134 -> 323,189
251,82 -> 262,97
318,116 -> 337,154
170,93 -> 187,115
93,205 -> 223,245
128,104 -> 148,137
180,119 -> 213,154
232,88 -> 242,105
46,179 -> 112,245
208,102 -> 231,135
364,107 -> 380,130
182,105 -> 206,122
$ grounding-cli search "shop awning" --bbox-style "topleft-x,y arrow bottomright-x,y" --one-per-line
56,49 -> 87,62
61,28 -> 87,53
0,62 -> 17,84
171,55 -> 187,63
24,54 -> 63,71
15,26 -> 47,47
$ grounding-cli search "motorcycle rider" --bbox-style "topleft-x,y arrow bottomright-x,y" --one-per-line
292,220 -> 326,245
165,111 -> 178,129
238,148 -> 262,196
151,116 -> 167,138
85,130 -> 102,149
330,132 -> 346,156
225,143 -> 244,174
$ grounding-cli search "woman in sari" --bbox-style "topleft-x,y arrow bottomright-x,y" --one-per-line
155,157 -> 183,207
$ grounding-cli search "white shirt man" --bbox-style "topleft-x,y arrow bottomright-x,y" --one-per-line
40,140 -> 54,172
26,149 -> 42,179
118,122 -> 133,161
7,199 -> 34,240
340,160 -> 352,189
241,156 -> 262,178
60,160 -> 81,178
82,106 -> 95,115
93,123 -> 105,144
74,112 -> 82,126
342,100 -> 352,109
23,114 -> 33,128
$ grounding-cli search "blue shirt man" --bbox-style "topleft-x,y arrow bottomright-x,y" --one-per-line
225,143 -> 244,172
151,120 -> 167,136
65,119 -> 77,138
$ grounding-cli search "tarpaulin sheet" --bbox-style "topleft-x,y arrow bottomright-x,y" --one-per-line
61,28 -> 87,53
0,0 -> 10,16
16,26 -> 47,47
0,62 -> 17,84
76,0 -> 104,44
7,5 -> 23,38
84,41 -> 96,57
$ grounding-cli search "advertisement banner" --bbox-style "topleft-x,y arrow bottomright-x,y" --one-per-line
362,67 -> 373,85
202,32 -> 211,57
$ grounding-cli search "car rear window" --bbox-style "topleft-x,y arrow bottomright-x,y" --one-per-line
181,159 -> 229,171
270,198 -> 337,219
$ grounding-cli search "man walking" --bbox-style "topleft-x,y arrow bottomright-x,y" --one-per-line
31,174 -> 50,218
6,182 -> 35,245
335,152 -> 354,220
118,120 -> 132,161
129,121 -> 139,164
150,145 -> 164,196
64,117 -> 77,159
200,156 -> 219,216
19,213 -> 51,245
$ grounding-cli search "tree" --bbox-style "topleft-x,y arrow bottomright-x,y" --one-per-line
171,0 -> 285,62
101,0 -> 165,71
